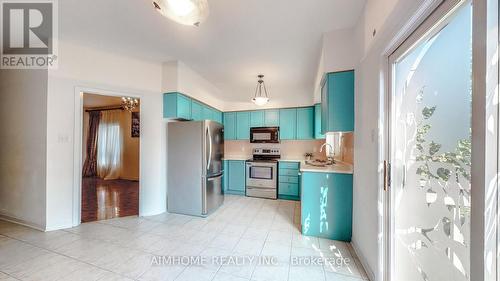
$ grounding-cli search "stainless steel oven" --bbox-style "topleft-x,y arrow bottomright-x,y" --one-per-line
250,127 -> 279,143
245,148 -> 280,199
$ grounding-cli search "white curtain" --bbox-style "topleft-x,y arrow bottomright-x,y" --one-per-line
97,110 -> 123,180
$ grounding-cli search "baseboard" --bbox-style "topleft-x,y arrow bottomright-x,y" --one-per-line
223,190 -> 245,196
0,214 -> 46,232
45,223 -> 74,232
277,195 -> 300,201
350,239 -> 376,281
140,210 -> 166,217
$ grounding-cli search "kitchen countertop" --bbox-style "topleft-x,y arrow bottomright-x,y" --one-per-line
299,161 -> 353,174
223,156 -> 353,174
222,155 -> 251,161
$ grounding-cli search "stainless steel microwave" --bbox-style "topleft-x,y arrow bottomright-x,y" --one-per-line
250,127 -> 280,143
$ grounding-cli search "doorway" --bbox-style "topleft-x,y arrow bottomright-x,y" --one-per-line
386,1 -> 472,281
81,93 -> 140,223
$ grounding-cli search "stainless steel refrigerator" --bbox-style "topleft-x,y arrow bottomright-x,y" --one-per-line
167,120 -> 224,217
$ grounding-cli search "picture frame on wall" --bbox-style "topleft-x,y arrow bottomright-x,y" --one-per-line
131,112 -> 140,138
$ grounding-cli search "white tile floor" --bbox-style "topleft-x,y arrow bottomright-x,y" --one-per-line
0,195 -> 368,281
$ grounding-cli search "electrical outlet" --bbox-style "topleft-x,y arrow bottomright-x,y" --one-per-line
58,135 -> 69,143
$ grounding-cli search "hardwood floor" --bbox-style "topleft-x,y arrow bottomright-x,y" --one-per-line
81,177 -> 139,223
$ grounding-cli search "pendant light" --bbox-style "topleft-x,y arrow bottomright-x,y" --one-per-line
252,74 -> 270,106
153,0 -> 209,27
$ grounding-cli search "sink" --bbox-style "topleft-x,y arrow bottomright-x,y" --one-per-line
305,160 -> 334,167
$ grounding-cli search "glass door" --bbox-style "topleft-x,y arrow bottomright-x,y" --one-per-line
388,1 -> 472,281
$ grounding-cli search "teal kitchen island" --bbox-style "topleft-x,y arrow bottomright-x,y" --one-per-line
300,163 -> 353,242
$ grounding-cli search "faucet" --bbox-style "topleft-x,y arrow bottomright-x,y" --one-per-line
320,143 -> 335,164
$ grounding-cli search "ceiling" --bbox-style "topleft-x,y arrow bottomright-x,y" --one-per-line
60,0 -> 365,107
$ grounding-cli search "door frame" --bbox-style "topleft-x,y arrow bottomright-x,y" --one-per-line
378,0 -> 498,281
73,86 -> 142,226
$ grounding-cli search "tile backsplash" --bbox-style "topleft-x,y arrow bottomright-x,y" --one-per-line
225,132 -> 353,164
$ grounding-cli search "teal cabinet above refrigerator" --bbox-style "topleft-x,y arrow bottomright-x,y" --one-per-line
163,92 -> 191,120
163,92 -> 223,123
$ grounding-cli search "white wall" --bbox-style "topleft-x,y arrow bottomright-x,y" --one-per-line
313,28 -> 359,102
46,40 -> 164,230
0,69 -> 48,230
162,61 -> 225,110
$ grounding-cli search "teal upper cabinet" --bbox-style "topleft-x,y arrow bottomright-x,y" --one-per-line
202,105 -> 212,120
301,172 -> 353,241
163,92 -> 191,120
314,104 -> 325,139
296,107 -> 314,140
213,109 -> 223,124
191,100 -> 203,121
279,108 -> 297,140
223,112 -> 237,140
236,111 -> 250,140
250,111 -> 264,127
164,92 -> 223,123
264,109 -> 280,126
321,70 -> 355,132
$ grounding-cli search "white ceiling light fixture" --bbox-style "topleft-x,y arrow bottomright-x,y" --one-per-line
252,74 -> 270,106
153,0 -> 209,27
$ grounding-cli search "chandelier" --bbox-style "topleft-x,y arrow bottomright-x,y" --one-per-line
121,97 -> 139,112
252,74 -> 270,106
153,0 -> 209,27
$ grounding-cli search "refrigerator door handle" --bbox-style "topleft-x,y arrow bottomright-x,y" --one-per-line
207,126 -> 212,172
207,173 -> 223,181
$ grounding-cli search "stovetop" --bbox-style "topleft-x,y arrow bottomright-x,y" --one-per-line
246,158 -> 279,163
248,148 -> 281,162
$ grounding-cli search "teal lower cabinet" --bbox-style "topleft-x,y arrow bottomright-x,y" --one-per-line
224,160 -> 246,195
278,161 -> 300,200
301,172 -> 353,241
223,161 -> 228,193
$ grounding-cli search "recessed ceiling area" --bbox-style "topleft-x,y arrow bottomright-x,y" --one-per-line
60,0 -> 366,107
